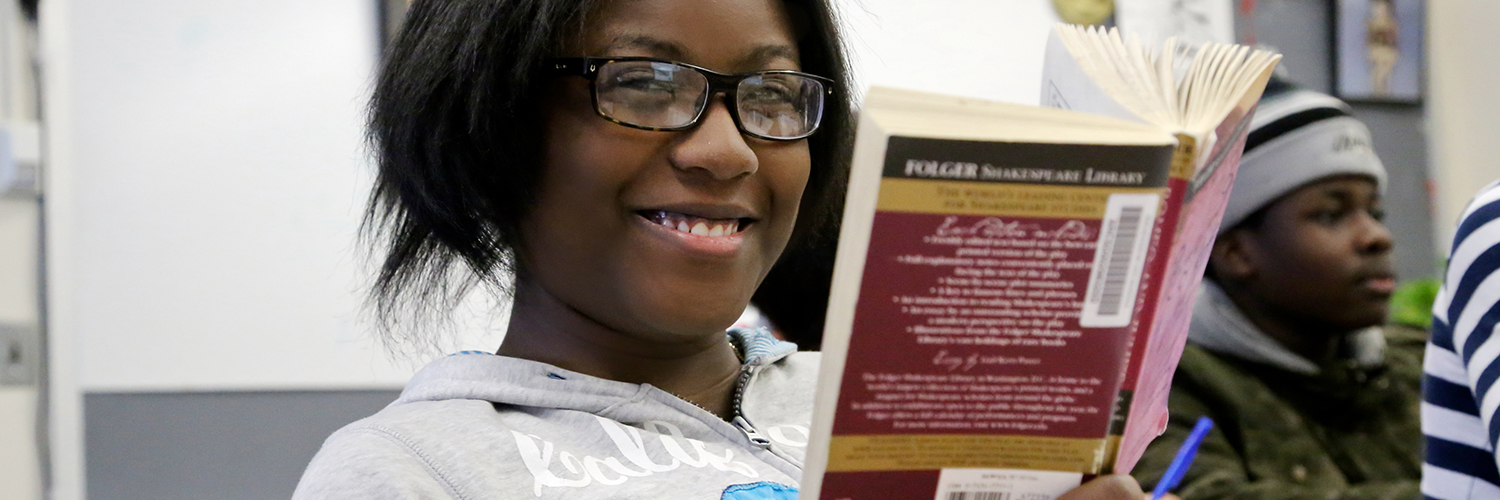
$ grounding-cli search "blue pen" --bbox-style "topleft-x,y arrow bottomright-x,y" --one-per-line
1149,416 -> 1214,500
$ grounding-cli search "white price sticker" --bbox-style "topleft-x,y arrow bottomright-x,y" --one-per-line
932,468 -> 1084,500
1079,193 -> 1161,328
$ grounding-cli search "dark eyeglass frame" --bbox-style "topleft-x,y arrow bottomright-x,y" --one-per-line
547,57 -> 835,141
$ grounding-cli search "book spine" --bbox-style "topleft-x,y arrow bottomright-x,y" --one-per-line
1113,108 -> 1260,474
1098,134 -> 1195,473
801,112 -> 896,500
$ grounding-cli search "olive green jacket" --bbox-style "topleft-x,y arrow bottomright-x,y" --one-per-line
1131,324 -> 1426,500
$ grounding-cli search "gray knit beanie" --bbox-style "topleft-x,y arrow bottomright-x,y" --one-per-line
1219,82 -> 1388,233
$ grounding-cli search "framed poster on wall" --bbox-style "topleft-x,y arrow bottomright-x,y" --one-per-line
1335,0 -> 1424,103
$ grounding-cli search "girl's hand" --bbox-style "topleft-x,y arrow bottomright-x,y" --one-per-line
1057,475 -> 1150,500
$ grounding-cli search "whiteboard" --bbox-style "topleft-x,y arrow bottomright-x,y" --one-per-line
837,0 -> 1063,105
44,0 -> 508,393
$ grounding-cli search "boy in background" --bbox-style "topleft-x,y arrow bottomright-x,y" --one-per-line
1132,81 -> 1424,499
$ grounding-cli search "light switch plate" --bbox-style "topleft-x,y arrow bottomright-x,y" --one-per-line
0,323 -> 37,385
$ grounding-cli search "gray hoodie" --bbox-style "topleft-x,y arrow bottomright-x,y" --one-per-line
293,329 -> 816,500
1187,281 -> 1384,375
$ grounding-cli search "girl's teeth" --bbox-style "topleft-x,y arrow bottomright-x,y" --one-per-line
646,211 -> 743,238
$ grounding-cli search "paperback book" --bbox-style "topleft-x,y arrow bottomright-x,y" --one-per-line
799,25 -> 1280,500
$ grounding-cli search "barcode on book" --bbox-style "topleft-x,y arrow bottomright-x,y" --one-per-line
1097,206 -> 1144,314
1080,193 -> 1160,328
947,493 -> 1010,500
932,469 -> 1084,500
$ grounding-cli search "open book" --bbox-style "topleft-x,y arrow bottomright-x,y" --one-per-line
800,25 -> 1279,500
1041,24 -> 1280,475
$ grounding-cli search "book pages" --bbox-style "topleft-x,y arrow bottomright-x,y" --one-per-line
1037,24 -> 1280,474
1040,32 -> 1140,123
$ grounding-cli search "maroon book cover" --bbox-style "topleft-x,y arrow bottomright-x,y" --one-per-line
808,132 -> 1175,500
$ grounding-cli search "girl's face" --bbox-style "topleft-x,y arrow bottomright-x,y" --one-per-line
521,0 -> 811,342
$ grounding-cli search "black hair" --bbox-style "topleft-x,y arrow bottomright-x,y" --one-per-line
364,0 -> 854,347
752,228 -> 837,349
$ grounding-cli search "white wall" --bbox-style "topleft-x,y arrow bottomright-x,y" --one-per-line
46,0 -> 398,393
42,0 -> 514,394
838,0 -> 1062,105
1428,0 -> 1500,250
0,0 -> 42,498
0,197 -> 41,500
0,388 -> 39,500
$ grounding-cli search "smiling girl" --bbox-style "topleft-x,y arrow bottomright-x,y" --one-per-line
293,1 -> 1149,498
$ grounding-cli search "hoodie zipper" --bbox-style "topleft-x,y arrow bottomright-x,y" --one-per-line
730,361 -> 807,473
730,364 -> 773,449
733,415 -> 772,448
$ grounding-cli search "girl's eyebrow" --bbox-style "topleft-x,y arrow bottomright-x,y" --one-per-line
737,45 -> 801,67
603,35 -> 688,59
602,35 -> 800,68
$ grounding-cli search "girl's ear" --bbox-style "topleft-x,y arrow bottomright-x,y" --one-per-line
1209,229 -> 1258,283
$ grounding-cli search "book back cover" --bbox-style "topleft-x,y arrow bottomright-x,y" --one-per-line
805,114 -> 1177,499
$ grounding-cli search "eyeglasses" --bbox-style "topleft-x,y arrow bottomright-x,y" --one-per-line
548,57 -> 834,141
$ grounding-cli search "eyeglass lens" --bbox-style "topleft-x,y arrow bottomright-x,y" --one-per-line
593,60 -> 824,139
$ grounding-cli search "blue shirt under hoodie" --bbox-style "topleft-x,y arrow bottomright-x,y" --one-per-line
293,328 -> 815,500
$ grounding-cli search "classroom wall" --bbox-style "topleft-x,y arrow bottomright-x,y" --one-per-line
41,0 -> 511,393
83,390 -> 398,500
0,196 -> 41,500
1428,0 -> 1500,249
38,0 -> 506,498
0,386 -> 40,500
0,0 -> 42,498
1246,0 -> 1437,281
48,0 -> 403,392
839,0 -> 1440,281
837,0 -> 1062,104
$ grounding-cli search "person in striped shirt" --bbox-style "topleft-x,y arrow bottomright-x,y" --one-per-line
1424,180 -> 1500,499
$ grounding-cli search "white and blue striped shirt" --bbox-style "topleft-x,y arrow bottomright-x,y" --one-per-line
1425,181 -> 1500,499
